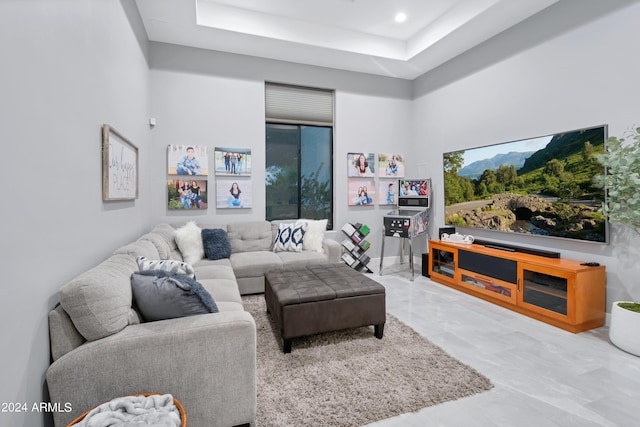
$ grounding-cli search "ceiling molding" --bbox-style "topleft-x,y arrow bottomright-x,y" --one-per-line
135,0 -> 559,80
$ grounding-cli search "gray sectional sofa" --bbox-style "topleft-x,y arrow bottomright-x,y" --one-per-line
46,220 -> 341,427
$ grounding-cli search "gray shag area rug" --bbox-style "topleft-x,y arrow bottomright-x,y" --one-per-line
243,295 -> 493,427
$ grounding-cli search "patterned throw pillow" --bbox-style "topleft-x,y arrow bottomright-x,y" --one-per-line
137,256 -> 196,279
273,222 -> 306,253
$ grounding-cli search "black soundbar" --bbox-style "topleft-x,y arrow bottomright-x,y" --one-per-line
484,244 -> 515,252
472,239 -> 560,258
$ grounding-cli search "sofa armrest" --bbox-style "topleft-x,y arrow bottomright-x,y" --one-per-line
46,311 -> 256,427
323,238 -> 342,263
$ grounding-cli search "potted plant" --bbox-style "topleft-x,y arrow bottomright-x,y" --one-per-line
594,126 -> 640,356
609,302 -> 640,356
594,126 -> 640,235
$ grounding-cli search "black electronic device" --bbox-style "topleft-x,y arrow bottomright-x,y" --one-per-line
472,239 -> 561,258
421,253 -> 429,277
581,262 -> 600,267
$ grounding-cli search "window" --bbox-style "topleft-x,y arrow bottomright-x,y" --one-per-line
265,84 -> 334,228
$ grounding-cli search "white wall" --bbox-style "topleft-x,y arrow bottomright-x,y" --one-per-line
148,43 -> 414,255
4,2 -> 640,425
411,0 -> 640,308
0,1 -> 150,426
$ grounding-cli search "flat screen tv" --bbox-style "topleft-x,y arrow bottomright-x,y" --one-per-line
443,125 -> 608,244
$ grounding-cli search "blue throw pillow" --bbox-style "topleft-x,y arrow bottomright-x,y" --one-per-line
201,228 -> 232,260
131,270 -> 218,322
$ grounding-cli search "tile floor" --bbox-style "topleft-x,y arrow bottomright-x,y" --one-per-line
363,263 -> 640,427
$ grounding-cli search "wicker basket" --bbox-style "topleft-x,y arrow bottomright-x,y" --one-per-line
66,392 -> 187,426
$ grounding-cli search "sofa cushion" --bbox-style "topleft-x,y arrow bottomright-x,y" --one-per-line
201,228 -> 232,260
131,271 -> 218,322
199,276 -> 243,310
192,258 -> 234,280
112,239 -> 160,260
175,221 -> 205,264
58,254 -> 141,341
138,232 -> 172,259
273,222 -> 306,253
230,251 -> 283,278
151,224 -> 178,249
48,304 -> 86,362
227,221 -> 273,253
136,256 -> 195,279
191,258 -> 242,310
275,250 -> 330,268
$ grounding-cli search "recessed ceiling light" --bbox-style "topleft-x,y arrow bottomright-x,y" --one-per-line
395,12 -> 407,23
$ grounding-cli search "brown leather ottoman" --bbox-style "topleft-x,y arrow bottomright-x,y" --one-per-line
265,263 -> 386,353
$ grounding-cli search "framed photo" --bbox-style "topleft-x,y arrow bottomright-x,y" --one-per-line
102,124 -> 138,201
348,179 -> 375,206
348,152 -> 375,177
214,147 -> 252,176
216,177 -> 252,209
377,153 -> 405,178
167,145 -> 208,176
378,180 -> 398,205
167,179 -> 208,210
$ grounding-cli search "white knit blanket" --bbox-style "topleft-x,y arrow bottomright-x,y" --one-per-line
75,394 -> 182,427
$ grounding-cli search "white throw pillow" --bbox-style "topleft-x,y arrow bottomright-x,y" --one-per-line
273,222 -> 306,253
174,221 -> 205,264
298,219 -> 327,253
136,256 -> 196,279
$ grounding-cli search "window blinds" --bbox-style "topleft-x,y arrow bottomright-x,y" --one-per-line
265,83 -> 334,126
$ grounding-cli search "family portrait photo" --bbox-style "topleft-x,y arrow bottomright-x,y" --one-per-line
214,147 -> 252,176
167,179 -> 208,210
348,179 -> 375,206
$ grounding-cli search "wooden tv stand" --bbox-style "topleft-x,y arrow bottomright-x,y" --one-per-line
427,240 -> 606,333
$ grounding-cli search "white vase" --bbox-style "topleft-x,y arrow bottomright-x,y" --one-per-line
609,301 -> 640,357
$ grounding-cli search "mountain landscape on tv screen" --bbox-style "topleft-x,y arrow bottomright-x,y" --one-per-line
444,126 -> 607,243
459,151 -> 534,179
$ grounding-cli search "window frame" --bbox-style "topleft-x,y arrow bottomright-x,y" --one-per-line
265,121 -> 334,229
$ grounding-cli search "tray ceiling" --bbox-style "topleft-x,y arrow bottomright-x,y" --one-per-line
135,0 -> 559,79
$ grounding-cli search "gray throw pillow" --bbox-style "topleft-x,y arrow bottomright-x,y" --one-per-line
131,270 -> 218,322
201,228 -> 231,260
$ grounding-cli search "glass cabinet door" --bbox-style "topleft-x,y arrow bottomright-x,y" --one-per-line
519,263 -> 573,320
459,272 -> 516,304
431,246 -> 456,279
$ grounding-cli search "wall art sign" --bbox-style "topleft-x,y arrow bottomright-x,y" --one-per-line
102,124 -> 138,201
